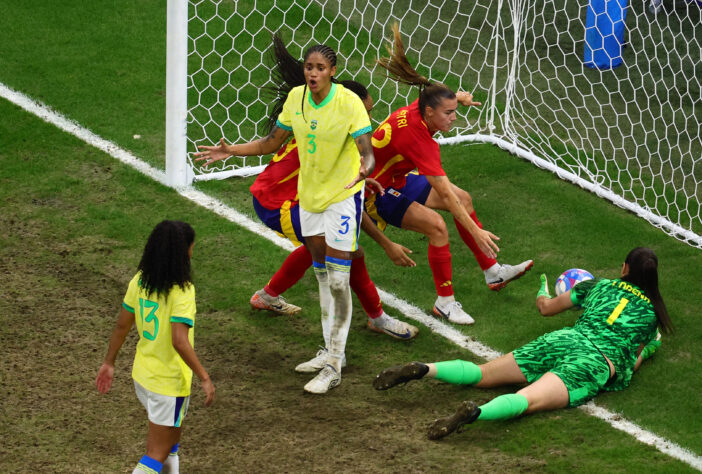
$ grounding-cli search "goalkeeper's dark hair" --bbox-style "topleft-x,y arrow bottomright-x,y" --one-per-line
376,23 -> 455,118
622,247 -> 673,333
137,220 -> 195,301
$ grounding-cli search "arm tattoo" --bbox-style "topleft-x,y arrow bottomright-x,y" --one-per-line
259,124 -> 289,155
355,133 -> 375,176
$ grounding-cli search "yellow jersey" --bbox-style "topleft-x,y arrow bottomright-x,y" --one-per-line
277,83 -> 372,212
123,273 -> 196,397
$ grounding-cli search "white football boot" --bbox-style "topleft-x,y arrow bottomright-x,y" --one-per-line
367,313 -> 419,340
433,299 -> 475,325
485,260 -> 534,291
303,364 -> 341,394
295,347 -> 346,373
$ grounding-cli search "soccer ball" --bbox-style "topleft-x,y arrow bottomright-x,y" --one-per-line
554,268 -> 594,296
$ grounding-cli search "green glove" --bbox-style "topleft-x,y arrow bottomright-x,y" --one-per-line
537,273 -> 551,299
640,332 -> 662,361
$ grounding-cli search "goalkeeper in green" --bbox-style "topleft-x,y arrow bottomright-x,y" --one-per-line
373,247 -> 672,440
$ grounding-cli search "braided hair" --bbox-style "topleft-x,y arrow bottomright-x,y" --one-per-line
137,220 -> 195,301
621,247 -> 673,333
376,23 -> 455,118
265,36 -> 340,130
300,44 -> 338,121
265,33 -> 306,133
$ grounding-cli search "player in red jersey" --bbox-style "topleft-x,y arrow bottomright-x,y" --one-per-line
365,25 -> 533,325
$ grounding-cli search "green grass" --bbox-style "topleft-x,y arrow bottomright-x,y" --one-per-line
2,95 -> 700,473
1,0 -> 701,472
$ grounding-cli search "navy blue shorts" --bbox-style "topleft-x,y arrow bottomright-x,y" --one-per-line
252,196 -> 305,246
365,173 -> 432,230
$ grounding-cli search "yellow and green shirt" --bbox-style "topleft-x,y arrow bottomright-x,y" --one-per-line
123,273 -> 196,397
276,83 -> 372,213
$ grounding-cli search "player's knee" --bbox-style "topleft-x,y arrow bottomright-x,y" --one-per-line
426,214 -> 448,240
328,272 -> 350,294
456,188 -> 474,211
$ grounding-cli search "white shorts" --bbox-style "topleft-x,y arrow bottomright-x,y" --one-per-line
300,191 -> 363,252
134,380 -> 190,428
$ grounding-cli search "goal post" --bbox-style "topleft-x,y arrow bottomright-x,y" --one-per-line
168,0 -> 702,248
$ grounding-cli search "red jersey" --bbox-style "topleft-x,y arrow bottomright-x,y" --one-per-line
249,139 -> 300,210
370,100 -> 446,190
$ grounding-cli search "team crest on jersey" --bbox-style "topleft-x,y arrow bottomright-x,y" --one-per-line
311,120 -> 318,130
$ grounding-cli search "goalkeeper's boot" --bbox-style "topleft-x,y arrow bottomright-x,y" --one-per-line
485,260 -> 534,291
250,289 -> 301,315
303,364 -> 341,394
373,361 -> 429,390
368,313 -> 419,340
295,347 -> 346,373
427,401 -> 481,440
433,299 -> 475,325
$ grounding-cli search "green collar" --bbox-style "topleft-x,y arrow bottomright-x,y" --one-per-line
307,82 -> 337,109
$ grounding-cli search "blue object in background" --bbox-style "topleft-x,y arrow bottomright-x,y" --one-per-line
584,0 -> 628,69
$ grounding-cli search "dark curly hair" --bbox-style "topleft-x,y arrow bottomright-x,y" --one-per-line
137,220 -> 195,300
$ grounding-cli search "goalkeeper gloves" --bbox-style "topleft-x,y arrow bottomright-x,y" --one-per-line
640,331 -> 662,361
536,273 -> 551,299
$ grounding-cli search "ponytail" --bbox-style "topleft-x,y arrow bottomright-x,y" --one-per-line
376,23 -> 455,118
265,33 -> 306,133
622,247 -> 673,334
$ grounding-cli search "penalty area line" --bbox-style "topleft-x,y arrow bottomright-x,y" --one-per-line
1,82 -> 699,472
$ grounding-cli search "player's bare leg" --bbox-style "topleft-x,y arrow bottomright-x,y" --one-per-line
401,202 -> 474,325
425,184 -> 533,291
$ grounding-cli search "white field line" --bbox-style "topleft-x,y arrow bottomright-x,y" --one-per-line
2,82 -> 700,472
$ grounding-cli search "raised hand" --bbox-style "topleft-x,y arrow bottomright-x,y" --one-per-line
194,138 -> 233,167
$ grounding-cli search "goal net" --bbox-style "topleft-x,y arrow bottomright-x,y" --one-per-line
172,0 -> 702,248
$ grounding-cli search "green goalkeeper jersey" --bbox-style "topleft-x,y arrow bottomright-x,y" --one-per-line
570,278 -> 657,391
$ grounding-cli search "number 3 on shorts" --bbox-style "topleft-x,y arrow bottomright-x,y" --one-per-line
339,215 -> 350,235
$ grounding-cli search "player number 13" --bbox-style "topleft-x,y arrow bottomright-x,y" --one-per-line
139,298 -> 160,340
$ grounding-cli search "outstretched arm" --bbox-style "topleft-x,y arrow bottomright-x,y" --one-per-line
346,133 -> 376,189
194,126 -> 291,167
426,174 -> 499,258
361,212 -> 416,267
535,274 -> 575,315
96,307 -> 135,394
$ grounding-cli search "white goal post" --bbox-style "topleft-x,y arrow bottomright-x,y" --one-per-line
165,0 -> 702,249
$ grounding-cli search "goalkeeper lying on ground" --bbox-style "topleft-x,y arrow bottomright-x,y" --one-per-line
373,246 -> 671,440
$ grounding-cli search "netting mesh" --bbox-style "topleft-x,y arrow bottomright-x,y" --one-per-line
186,0 -> 701,248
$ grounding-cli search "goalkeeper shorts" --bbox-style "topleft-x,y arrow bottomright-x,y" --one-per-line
513,328 -> 612,407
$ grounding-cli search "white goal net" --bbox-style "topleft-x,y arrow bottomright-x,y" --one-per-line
173,0 -> 702,248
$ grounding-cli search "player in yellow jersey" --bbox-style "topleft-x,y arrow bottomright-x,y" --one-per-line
196,40 -> 378,394
96,221 -> 214,473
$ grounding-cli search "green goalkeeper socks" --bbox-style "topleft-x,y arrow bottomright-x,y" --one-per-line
640,337 -> 662,361
477,393 -> 529,421
434,360 -> 482,385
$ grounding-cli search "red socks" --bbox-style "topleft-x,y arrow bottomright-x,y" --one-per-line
264,245 -> 312,297
350,255 -> 383,319
428,243 -> 453,297
454,213 -> 497,271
